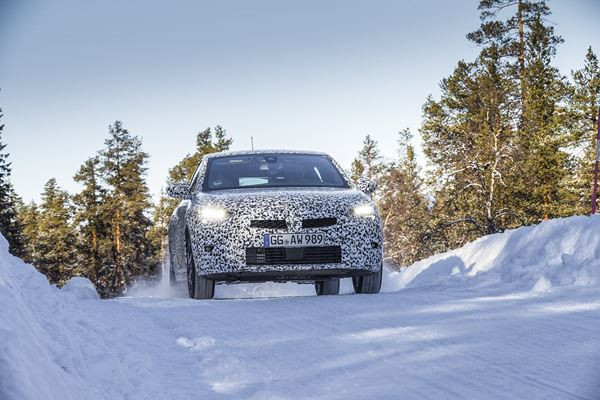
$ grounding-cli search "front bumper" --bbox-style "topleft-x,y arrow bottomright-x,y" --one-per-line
187,213 -> 383,278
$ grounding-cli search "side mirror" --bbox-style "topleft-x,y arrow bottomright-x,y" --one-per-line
166,182 -> 191,199
356,178 -> 377,195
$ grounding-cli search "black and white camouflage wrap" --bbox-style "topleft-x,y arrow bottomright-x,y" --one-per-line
168,150 -> 382,281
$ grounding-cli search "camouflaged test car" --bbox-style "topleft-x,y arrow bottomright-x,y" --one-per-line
167,150 -> 383,299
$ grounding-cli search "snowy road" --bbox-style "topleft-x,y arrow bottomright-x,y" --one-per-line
3,216 -> 600,400
88,283 -> 600,400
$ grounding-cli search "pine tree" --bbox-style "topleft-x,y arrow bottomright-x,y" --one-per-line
421,43 -> 519,246
378,129 -> 431,267
169,126 -> 232,182
0,106 -> 25,256
17,201 -> 40,265
569,47 -> 600,213
467,0 -> 552,111
350,159 -> 365,184
509,13 -> 572,221
73,157 -> 107,285
467,1 -> 574,221
99,121 -> 153,296
36,178 -> 77,285
350,135 -> 384,185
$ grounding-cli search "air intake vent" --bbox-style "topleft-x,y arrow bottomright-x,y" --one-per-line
246,246 -> 342,265
250,219 -> 288,230
302,218 -> 337,229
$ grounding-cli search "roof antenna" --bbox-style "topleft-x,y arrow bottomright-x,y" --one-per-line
251,136 -> 254,150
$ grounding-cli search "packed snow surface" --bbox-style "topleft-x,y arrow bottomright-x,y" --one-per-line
1,216 -> 600,399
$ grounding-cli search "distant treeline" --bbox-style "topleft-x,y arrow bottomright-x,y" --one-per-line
0,0 -> 598,296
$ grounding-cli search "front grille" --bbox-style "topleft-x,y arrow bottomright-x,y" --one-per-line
250,219 -> 287,229
246,246 -> 342,265
302,217 -> 337,229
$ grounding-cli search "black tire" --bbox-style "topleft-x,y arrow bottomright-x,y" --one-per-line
315,278 -> 340,296
169,265 -> 176,285
352,263 -> 382,294
169,250 -> 176,285
185,232 -> 215,300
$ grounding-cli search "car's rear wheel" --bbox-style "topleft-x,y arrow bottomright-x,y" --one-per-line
185,231 -> 215,300
315,278 -> 340,296
353,263 -> 382,294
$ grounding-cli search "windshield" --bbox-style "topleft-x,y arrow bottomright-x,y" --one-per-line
203,154 -> 349,191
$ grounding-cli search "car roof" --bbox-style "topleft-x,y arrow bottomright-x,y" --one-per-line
204,149 -> 330,158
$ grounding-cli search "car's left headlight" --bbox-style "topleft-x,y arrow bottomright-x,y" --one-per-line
353,203 -> 376,218
198,205 -> 230,222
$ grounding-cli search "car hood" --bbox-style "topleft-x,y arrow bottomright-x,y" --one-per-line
193,187 -> 372,218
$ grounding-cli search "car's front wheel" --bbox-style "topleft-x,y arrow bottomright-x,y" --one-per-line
185,231 -> 215,300
168,250 -> 176,285
353,263 -> 382,294
169,265 -> 176,285
315,278 -> 340,296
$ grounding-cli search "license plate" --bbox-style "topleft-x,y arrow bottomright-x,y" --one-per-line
264,233 -> 325,247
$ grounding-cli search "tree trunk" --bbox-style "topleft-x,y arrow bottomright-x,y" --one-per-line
91,228 -> 98,283
114,208 -> 123,293
518,0 -> 525,112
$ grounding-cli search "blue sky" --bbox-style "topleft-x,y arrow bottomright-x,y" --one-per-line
1,0 -> 599,202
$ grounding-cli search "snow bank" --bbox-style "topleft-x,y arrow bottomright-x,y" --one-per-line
0,236 -> 70,399
62,277 -> 100,300
384,215 -> 600,292
0,235 -> 102,400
